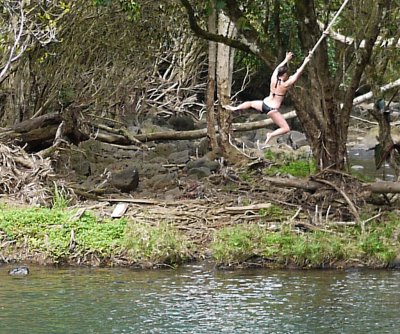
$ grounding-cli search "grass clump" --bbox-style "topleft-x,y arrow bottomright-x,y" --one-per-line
0,207 -> 126,263
211,224 -> 263,264
265,159 -> 317,177
124,222 -> 194,265
259,204 -> 287,221
211,219 -> 400,268
262,149 -> 317,177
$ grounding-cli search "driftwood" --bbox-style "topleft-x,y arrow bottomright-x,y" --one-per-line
0,109 -> 297,146
0,107 -> 89,150
0,143 -> 76,206
2,74 -> 399,147
264,176 -> 400,194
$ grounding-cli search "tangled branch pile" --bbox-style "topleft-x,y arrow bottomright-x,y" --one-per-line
0,143 -> 75,206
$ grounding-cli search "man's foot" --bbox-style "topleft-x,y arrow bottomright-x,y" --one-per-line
264,133 -> 272,144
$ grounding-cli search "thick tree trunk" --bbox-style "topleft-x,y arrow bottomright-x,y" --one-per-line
206,4 -> 218,150
216,11 -> 235,151
292,0 -> 382,171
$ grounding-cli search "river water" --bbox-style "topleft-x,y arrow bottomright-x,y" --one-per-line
1,264 -> 399,334
348,147 -> 395,181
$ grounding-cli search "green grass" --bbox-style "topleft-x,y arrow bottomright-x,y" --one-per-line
262,149 -> 317,177
124,222 -> 194,265
211,216 -> 400,267
0,207 -> 126,262
259,204 -> 286,221
1,204 -> 398,269
0,206 -> 196,266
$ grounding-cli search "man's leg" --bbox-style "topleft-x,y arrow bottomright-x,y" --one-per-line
224,100 -> 262,112
265,110 -> 290,143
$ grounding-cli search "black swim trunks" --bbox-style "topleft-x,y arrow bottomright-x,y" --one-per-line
261,102 -> 276,114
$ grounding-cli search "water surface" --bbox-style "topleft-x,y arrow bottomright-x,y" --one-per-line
1,264 -> 399,333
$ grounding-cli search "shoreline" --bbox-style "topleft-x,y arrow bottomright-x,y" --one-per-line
0,201 -> 400,270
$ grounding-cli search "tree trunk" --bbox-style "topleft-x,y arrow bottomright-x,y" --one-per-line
292,0 -> 382,171
369,104 -> 400,179
216,10 -> 236,156
206,3 -> 218,150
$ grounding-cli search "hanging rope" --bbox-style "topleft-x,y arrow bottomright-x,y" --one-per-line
310,0 -> 350,54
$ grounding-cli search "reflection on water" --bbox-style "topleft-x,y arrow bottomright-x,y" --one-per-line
0,264 -> 399,334
348,148 -> 395,181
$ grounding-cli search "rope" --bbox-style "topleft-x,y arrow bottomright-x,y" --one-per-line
310,0 -> 350,54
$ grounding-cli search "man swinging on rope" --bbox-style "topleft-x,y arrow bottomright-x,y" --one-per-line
224,51 -> 312,147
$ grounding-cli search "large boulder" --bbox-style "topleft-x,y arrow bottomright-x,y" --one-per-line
110,165 -> 139,193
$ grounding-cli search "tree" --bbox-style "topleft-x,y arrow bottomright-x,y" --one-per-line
1,0 -> 209,152
180,0 -> 400,171
0,0 -> 72,123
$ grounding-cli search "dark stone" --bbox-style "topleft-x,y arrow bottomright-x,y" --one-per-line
186,157 -> 220,172
147,172 -> 178,191
277,131 -> 308,150
111,166 -> 139,193
168,150 -> 190,164
8,266 -> 29,276
168,115 -> 195,131
187,167 -> 211,179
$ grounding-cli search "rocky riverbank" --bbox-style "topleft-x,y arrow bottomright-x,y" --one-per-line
1,102 -> 400,270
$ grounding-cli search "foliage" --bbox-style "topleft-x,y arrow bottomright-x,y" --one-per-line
0,0 -> 70,82
263,150 -> 317,177
92,0 -> 140,20
51,182 -> 71,209
124,222 -> 194,265
259,204 -> 286,221
211,218 -> 400,267
0,206 -> 194,266
211,224 -> 262,263
0,207 -> 126,262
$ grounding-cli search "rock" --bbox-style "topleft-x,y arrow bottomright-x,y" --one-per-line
363,127 -> 379,149
390,254 -> 400,269
152,143 -> 176,158
147,172 -> 178,191
168,150 -> 190,164
288,131 -> 308,149
139,162 -> 166,177
277,131 -> 308,149
186,157 -> 220,172
110,166 -> 139,193
8,266 -> 29,276
187,167 -> 212,179
168,115 -> 196,131
351,165 -> 364,171
164,187 -> 182,201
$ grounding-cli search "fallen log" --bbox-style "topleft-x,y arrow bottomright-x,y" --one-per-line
0,108 -> 89,150
0,110 -> 297,147
121,110 -> 298,142
352,79 -> 400,106
0,112 -> 61,144
264,176 -> 400,194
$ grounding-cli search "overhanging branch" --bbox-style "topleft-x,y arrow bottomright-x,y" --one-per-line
179,0 -> 259,58
318,21 -> 400,48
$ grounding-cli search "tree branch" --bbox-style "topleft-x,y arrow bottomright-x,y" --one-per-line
179,0 -> 253,53
318,21 -> 400,48
0,2 -> 25,82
